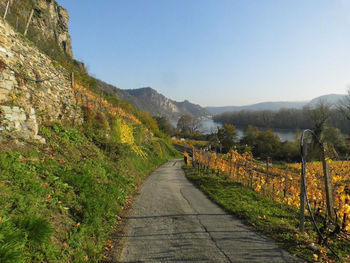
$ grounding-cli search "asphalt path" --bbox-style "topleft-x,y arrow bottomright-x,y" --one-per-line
117,159 -> 303,263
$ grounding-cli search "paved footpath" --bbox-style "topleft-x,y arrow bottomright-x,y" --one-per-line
117,159 -> 303,263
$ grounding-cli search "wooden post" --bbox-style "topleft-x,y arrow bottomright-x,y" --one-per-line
250,167 -> 254,188
342,186 -> 349,230
321,144 -> 335,221
300,141 -> 307,233
207,151 -> 211,174
3,0 -> 10,20
284,167 -> 289,198
24,9 -> 34,36
71,72 -> 75,89
266,157 -> 270,196
192,147 -> 196,168
205,150 -> 209,174
229,151 -> 233,179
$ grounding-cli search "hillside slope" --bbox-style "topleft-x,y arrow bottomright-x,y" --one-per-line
0,4 -> 178,263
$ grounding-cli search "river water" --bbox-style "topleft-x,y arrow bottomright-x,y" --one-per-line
200,119 -> 297,142
171,119 -> 297,142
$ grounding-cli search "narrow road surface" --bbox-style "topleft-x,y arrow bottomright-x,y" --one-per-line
117,159 -> 302,263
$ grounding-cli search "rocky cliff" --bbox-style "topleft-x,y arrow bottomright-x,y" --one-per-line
1,0 -> 73,58
95,81 -> 211,120
118,87 -> 211,120
0,18 -> 81,142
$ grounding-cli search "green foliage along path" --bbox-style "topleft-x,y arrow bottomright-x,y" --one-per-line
0,119 -> 178,263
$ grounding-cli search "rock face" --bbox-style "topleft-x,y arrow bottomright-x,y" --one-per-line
95,80 -> 211,121
2,0 -> 73,57
0,18 -> 82,142
33,0 -> 73,57
117,87 -> 211,120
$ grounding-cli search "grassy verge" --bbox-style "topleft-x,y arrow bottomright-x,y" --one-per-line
183,166 -> 350,263
0,121 -> 177,263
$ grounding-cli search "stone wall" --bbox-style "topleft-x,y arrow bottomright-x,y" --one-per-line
0,18 -> 82,142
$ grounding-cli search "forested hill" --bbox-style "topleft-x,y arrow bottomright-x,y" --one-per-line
207,94 -> 346,115
213,106 -> 350,134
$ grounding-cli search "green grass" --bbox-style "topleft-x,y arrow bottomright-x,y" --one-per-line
183,166 -> 350,263
0,121 -> 177,263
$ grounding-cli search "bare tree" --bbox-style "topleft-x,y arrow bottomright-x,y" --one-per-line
338,89 -> 350,121
176,115 -> 202,137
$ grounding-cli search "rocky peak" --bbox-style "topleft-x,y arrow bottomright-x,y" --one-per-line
32,0 -> 73,57
114,86 -> 210,121
3,0 -> 73,57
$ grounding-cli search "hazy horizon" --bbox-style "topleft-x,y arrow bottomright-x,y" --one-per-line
57,0 -> 350,107
204,93 -> 346,107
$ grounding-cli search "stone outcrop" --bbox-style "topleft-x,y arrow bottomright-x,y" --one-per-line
116,87 -> 211,121
32,0 -> 73,57
2,0 -> 73,57
0,18 -> 82,142
95,81 -> 210,121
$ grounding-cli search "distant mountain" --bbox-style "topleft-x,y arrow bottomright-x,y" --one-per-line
206,94 -> 347,115
206,101 -> 308,115
95,80 -> 210,120
308,94 -> 346,107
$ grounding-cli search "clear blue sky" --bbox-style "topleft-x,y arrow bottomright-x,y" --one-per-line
57,0 -> 350,106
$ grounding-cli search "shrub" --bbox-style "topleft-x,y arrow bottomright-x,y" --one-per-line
18,215 -> 52,245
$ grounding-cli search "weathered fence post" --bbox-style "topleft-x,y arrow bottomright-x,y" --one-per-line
206,150 -> 209,174
24,9 -> 34,36
266,157 -> 270,196
342,186 -> 349,230
300,138 -> 308,233
71,72 -> 75,89
229,151 -> 233,179
192,147 -> 195,168
3,0 -> 10,20
321,144 -> 335,221
284,166 -> 289,199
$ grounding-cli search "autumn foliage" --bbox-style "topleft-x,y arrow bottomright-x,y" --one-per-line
193,149 -> 350,232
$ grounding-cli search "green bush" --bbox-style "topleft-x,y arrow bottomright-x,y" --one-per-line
18,215 -> 52,245
0,220 -> 25,263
